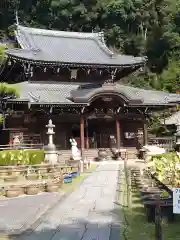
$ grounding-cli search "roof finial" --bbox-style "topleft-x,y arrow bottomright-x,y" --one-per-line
15,10 -> 19,26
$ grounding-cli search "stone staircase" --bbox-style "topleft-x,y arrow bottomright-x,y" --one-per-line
125,147 -> 138,159
59,149 -> 99,163
59,147 -> 138,162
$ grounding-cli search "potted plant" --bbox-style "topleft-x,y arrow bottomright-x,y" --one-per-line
143,190 -> 173,223
42,174 -> 48,179
46,179 -> 62,192
46,183 -> 59,192
111,148 -> 120,160
26,166 -> 38,180
97,148 -> 107,161
25,184 -> 40,195
5,186 -> 21,198
3,175 -> 18,183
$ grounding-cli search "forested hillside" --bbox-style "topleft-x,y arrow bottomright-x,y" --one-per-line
0,0 -> 180,92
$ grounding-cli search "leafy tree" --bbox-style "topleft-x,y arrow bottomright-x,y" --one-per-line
0,83 -> 19,125
0,44 -> 6,63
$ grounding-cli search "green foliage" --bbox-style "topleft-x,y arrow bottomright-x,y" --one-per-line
0,83 -> 19,125
0,45 -> 6,63
0,115 -> 3,124
0,149 -> 44,166
148,152 -> 180,186
0,82 -> 19,98
158,59 -> 180,93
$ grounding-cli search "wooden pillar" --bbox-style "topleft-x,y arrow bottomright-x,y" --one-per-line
80,117 -> 85,161
85,119 -> 89,149
143,120 -> 148,145
116,119 -> 121,149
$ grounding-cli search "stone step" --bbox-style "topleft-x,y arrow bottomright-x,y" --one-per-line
59,148 -> 138,161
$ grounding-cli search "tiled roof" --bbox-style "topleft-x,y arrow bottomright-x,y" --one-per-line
11,81 -> 78,104
163,111 -> 180,125
9,81 -> 180,106
6,25 -> 146,67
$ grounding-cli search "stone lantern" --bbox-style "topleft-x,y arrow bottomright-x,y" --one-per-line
44,119 -> 58,164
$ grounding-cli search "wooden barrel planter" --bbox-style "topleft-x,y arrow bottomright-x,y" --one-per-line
39,183 -> 46,192
53,171 -> 61,178
47,173 -> 55,179
26,174 -> 39,181
4,175 -> 18,183
25,185 -> 40,195
0,170 -> 9,178
15,185 -> 25,195
140,187 -> 163,198
42,174 -> 48,179
144,198 -> 173,223
36,167 -> 48,174
138,179 -> 155,189
5,187 -> 22,198
12,169 -> 24,176
46,183 -> 59,192
47,166 -> 56,173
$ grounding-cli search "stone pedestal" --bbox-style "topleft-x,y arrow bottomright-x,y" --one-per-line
44,150 -> 58,165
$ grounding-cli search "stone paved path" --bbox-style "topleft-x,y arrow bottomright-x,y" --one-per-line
18,162 -> 121,240
0,192 -> 64,235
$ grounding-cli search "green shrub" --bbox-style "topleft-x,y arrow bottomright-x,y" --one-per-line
151,152 -> 178,161
0,149 -> 44,166
149,152 -> 180,186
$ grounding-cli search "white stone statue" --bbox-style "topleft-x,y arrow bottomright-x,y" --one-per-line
69,137 -> 81,160
13,135 -> 20,146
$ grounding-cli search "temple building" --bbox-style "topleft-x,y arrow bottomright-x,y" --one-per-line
1,24 -> 180,156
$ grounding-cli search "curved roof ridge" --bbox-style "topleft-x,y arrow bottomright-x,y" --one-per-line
28,91 -> 40,102
17,25 -> 101,39
15,25 -> 40,50
95,32 -> 114,57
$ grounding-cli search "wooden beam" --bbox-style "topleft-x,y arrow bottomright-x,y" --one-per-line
116,119 -> 121,149
85,119 -> 89,149
80,117 -> 85,161
143,120 -> 148,145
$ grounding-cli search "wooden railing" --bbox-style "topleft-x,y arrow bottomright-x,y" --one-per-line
148,137 -> 175,151
0,144 -> 44,150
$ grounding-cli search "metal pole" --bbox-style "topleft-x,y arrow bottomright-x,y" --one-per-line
155,195 -> 162,240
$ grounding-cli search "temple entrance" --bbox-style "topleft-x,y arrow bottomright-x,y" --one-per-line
87,119 -> 116,148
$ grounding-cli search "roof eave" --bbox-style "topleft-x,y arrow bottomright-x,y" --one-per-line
12,101 -> 88,107
129,103 -> 180,107
7,54 -> 146,69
